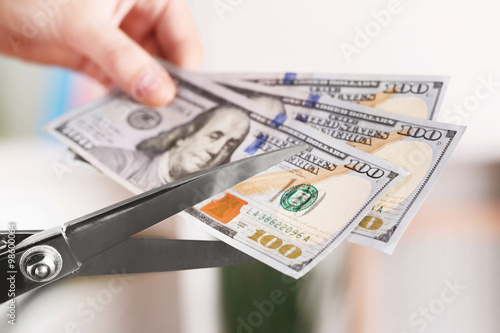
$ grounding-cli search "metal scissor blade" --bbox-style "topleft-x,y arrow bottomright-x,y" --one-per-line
63,144 -> 307,264
72,238 -> 258,277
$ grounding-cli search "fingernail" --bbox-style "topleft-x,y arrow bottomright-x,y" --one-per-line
134,64 -> 175,106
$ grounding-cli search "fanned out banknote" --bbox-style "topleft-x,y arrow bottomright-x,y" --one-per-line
205,72 -> 448,121
45,66 -> 408,278
208,77 -> 466,254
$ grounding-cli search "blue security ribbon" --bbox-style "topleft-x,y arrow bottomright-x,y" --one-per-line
244,133 -> 269,155
295,114 -> 308,122
270,113 -> 287,128
282,72 -> 297,85
304,94 -> 320,107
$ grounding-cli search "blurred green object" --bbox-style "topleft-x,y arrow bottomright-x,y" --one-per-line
221,263 -> 311,333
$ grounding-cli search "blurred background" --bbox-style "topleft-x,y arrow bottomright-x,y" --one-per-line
1,0 -> 499,332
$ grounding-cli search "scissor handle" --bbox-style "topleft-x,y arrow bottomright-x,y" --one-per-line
0,227 -> 81,304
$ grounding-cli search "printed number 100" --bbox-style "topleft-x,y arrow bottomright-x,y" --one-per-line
248,230 -> 302,259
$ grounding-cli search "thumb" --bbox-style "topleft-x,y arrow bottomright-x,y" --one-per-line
70,22 -> 176,107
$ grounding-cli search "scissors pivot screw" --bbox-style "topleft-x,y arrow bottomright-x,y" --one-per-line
20,245 -> 63,283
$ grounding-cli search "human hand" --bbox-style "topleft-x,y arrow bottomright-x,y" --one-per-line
0,0 -> 202,106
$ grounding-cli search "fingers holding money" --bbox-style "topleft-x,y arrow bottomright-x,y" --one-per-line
155,0 -> 204,70
0,0 -> 202,108
67,0 -> 202,107
67,21 -> 177,107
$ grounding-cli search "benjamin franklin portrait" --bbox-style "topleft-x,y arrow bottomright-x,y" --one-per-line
91,105 -> 250,191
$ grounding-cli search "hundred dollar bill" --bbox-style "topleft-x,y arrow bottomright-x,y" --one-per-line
212,78 -> 465,254
45,66 -> 406,278
207,72 -> 448,120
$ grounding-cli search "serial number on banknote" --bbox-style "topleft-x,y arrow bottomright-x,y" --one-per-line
245,207 -> 311,242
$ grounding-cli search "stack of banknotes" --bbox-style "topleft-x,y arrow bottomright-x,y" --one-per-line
46,62 -> 465,278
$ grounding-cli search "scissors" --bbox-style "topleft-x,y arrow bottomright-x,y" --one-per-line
0,144 -> 306,304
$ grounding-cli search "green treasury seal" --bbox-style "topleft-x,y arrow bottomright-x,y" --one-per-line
280,184 -> 318,212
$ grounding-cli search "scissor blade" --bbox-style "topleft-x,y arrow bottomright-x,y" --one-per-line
64,144 -> 306,264
72,238 -> 258,277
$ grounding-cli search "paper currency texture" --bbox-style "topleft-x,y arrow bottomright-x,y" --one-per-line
46,66 -> 406,277
215,78 -> 465,253
208,72 -> 448,120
